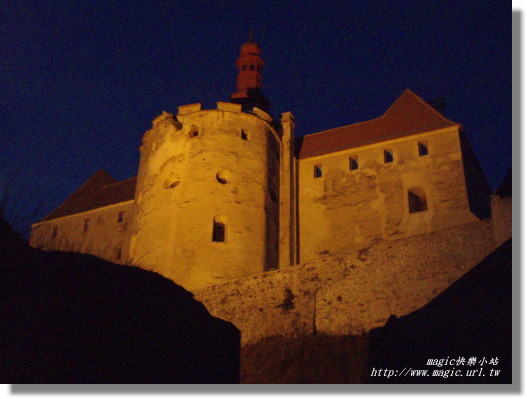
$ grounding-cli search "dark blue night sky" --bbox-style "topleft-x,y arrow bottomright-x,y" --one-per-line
1,1 -> 511,233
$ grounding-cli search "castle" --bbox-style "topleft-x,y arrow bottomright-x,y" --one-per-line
29,37 -> 511,344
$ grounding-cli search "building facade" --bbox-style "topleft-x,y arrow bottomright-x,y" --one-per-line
30,37 -> 493,291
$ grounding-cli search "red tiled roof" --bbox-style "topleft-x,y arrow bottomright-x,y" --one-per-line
298,89 -> 460,159
41,170 -> 136,222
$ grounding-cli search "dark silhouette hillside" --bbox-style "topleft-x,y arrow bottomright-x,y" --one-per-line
0,218 -> 240,383
366,239 -> 512,384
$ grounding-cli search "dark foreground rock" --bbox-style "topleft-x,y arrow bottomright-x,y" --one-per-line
0,218 -> 240,383
366,239 -> 512,384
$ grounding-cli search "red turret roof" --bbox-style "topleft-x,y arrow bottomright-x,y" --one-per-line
298,89 -> 460,159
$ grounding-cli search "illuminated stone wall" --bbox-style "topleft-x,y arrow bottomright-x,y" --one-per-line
29,201 -> 134,264
193,219 -> 497,345
129,103 -> 281,289
297,127 -> 482,263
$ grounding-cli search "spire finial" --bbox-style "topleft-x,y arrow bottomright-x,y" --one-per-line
249,29 -> 254,42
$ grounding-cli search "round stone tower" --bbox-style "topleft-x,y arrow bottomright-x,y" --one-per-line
130,38 -> 280,289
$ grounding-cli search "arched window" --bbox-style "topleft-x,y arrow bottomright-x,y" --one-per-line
408,187 -> 428,213
212,219 -> 226,242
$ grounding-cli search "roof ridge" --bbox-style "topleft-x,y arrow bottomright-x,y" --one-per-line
305,115 -> 385,138
396,89 -> 459,126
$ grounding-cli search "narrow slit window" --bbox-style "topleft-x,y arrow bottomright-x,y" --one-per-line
418,141 -> 428,156
83,219 -> 90,233
314,165 -> 323,178
408,188 -> 428,213
212,221 -> 225,242
349,156 -> 359,170
117,211 -> 125,223
384,149 -> 393,163
241,129 -> 248,140
116,248 -> 122,260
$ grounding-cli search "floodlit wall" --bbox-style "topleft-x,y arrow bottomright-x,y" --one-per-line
130,103 -> 281,289
194,220 -> 497,345
297,127 -> 480,262
29,201 -> 134,264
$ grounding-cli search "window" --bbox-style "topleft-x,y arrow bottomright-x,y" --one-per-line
418,141 -> 428,156
384,149 -> 393,163
250,65 -> 255,71
212,221 -> 225,242
408,188 -> 428,213
314,165 -> 323,178
83,219 -> 90,233
242,65 -> 247,71
117,211 -> 125,223
52,226 -> 58,238
241,129 -> 248,140
116,247 -> 122,260
349,156 -> 359,170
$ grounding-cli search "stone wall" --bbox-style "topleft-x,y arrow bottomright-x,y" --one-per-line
130,104 -> 281,289
193,219 -> 496,345
297,127 -> 480,263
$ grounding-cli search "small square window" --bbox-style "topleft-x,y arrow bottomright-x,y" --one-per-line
314,165 -> 323,178
117,211 -> 125,223
384,149 -> 393,163
418,141 -> 428,156
349,156 -> 359,170
408,188 -> 428,213
241,129 -> 248,140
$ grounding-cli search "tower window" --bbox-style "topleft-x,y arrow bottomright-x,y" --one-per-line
52,226 -> 58,239
212,221 -> 226,242
408,188 -> 428,213
242,65 -> 247,71
241,129 -> 248,140
384,149 -> 393,163
83,219 -> 90,233
418,141 -> 428,156
250,65 -> 255,71
117,211 -> 125,223
116,247 -> 122,260
349,156 -> 359,170
314,165 -> 323,178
